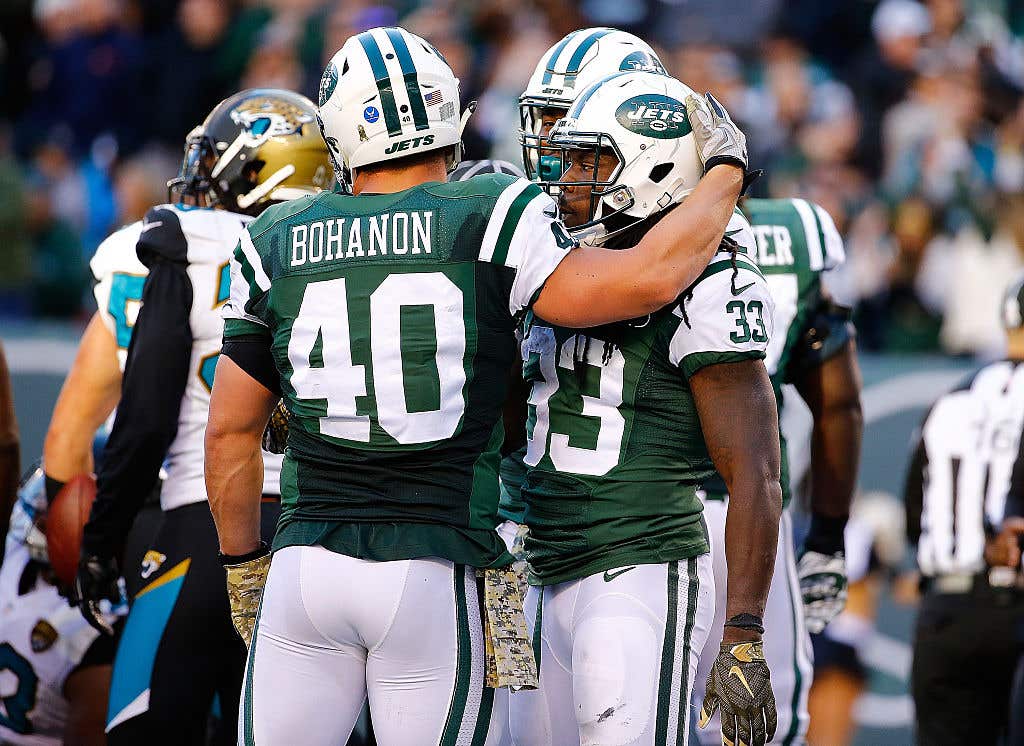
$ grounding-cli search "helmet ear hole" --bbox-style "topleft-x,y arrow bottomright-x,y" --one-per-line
649,163 -> 673,183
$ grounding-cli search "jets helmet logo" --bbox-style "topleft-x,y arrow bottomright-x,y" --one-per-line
614,94 -> 692,139
618,51 -> 666,75
230,97 -> 313,145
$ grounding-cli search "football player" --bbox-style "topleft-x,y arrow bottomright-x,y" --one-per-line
508,70 -> 781,746
692,197 -> 863,745
0,467 -> 119,745
205,26 -> 751,745
71,89 -> 331,745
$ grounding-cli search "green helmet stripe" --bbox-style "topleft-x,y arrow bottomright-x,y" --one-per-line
385,28 -> 430,132
357,31 -> 402,137
563,28 -> 614,86
569,71 -> 631,118
541,31 -> 582,85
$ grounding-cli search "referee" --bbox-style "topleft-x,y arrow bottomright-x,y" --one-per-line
904,273 -> 1024,746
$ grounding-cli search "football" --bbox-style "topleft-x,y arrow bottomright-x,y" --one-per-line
45,474 -> 97,587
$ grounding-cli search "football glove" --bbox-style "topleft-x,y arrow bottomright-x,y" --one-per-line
223,545 -> 271,646
699,640 -> 777,746
71,554 -> 121,636
796,550 -> 848,634
262,399 -> 289,455
685,92 -> 748,175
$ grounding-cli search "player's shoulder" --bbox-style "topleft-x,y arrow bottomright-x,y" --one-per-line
138,204 -> 253,267
247,193 -> 321,243
425,172 -> 537,205
685,245 -> 769,302
743,197 -> 844,272
90,220 -> 147,283
726,207 -> 756,256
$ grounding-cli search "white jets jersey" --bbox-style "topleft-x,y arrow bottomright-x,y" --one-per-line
91,207 -> 283,510
0,544 -> 102,745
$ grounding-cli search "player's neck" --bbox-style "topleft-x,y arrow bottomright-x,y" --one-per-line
352,156 -> 448,195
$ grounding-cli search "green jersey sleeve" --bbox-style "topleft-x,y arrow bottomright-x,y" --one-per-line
476,178 -> 575,315
222,227 -> 272,339
668,250 -> 773,379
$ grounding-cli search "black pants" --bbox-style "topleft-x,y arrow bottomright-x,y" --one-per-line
106,499 -> 280,746
912,584 -> 1024,746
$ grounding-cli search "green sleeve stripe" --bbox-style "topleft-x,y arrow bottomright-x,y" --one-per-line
691,256 -> 764,285
357,31 -> 403,137
791,198 -> 824,271
384,28 -> 429,132
680,349 -> 765,379
492,185 -> 544,266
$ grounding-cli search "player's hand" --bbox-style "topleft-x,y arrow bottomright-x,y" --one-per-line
699,640 -> 777,746
685,92 -> 748,174
984,517 -> 1024,568
261,399 -> 289,455
796,549 -> 848,634
71,554 -> 121,636
223,545 -> 272,646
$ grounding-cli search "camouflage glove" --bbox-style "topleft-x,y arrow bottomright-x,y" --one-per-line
262,400 -> 290,455
699,640 -> 777,746
222,544 -> 271,646
796,550 -> 848,634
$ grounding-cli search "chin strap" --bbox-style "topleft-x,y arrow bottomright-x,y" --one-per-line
447,100 -> 478,173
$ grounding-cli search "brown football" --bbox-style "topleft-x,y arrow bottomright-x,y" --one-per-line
45,474 -> 97,587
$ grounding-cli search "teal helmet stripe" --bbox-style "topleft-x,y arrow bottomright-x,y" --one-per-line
568,71 -> 631,118
384,28 -> 430,132
357,31 -> 403,136
541,30 -> 583,85
563,29 -> 615,86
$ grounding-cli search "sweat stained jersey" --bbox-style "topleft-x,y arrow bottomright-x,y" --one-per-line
222,175 -> 573,568
521,234 -> 774,586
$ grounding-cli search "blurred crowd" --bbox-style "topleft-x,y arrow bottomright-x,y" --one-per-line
0,0 -> 1023,354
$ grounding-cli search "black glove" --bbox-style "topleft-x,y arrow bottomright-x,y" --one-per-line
70,554 -> 121,636
699,640 -> 777,746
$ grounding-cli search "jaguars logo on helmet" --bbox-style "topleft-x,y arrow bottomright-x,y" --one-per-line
168,88 -> 332,215
519,28 -> 668,182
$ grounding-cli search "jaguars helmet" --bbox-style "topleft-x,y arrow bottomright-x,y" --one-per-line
546,71 -> 703,246
317,27 -> 466,187
520,28 -> 666,182
449,158 -> 525,181
168,88 -> 332,215
6,464 -> 48,563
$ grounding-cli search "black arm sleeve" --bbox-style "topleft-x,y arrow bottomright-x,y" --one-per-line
82,259 -> 193,559
221,335 -> 281,396
904,429 -> 928,547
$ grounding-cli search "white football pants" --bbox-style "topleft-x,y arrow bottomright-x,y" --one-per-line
692,504 -> 813,746
240,545 -> 509,746
509,556 -> 715,746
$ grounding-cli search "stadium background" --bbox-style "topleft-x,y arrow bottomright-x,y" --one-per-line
0,0 -> 1021,743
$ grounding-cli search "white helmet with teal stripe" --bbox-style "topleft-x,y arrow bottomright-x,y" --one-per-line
317,27 -> 464,184
520,27 -> 666,181
547,71 -> 704,246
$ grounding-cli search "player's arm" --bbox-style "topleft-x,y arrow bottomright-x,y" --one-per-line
43,313 -> 122,490
534,164 -> 743,327
533,93 -> 750,327
0,341 -> 19,548
694,360 -> 782,636
206,353 -> 277,556
63,638 -> 114,746
903,423 -> 927,548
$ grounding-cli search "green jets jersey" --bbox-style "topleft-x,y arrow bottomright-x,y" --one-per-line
222,175 -> 573,568
521,243 -> 774,586
703,197 -> 846,506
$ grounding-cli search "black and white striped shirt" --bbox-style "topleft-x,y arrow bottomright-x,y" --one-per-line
905,360 -> 1024,576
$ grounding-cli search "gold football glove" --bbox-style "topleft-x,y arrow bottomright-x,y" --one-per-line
223,547 -> 271,646
262,399 -> 289,455
699,641 -> 777,746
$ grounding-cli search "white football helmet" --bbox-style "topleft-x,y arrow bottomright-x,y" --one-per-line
317,27 -> 465,185
520,27 -> 666,181
547,71 -> 704,246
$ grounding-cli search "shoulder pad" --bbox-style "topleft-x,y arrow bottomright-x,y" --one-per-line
90,222 -> 146,283
136,207 -> 188,267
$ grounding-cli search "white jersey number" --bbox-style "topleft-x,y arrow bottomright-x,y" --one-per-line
523,329 -> 626,476
288,274 -> 466,445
